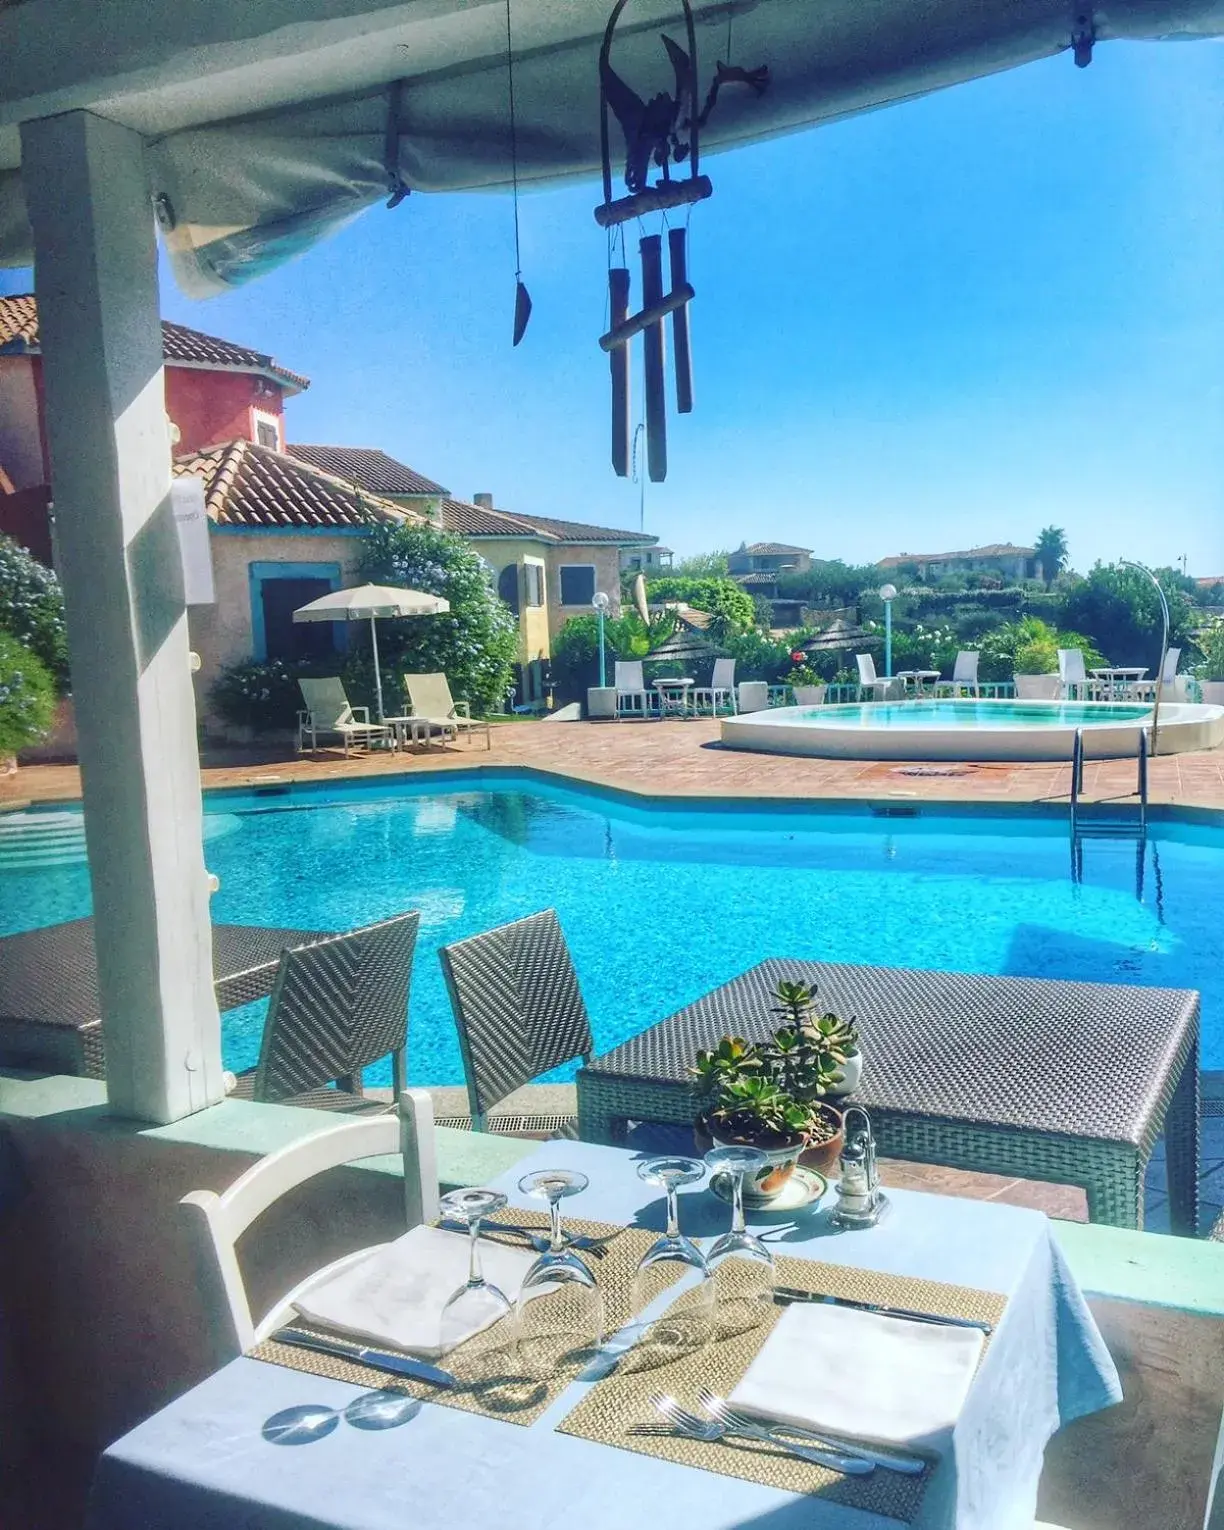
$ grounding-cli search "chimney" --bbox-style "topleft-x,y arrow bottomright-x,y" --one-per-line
474,492 -> 494,509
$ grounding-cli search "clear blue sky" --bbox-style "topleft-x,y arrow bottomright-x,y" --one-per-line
6,40 -> 1223,573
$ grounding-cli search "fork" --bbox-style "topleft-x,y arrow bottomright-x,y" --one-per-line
647,1394 -> 874,1476
698,1389 -> 925,1476
439,1218 -> 610,1259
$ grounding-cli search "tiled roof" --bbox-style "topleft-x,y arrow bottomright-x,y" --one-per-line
0,295 -> 309,393
878,543 -> 1034,568
287,445 -> 448,497
173,440 -> 418,530
739,541 -> 811,555
733,570 -> 785,587
439,498 -> 656,546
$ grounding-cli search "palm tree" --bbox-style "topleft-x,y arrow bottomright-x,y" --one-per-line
1034,526 -> 1068,587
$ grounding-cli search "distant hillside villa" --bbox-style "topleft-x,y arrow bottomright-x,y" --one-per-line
0,295 -> 658,718
877,542 -> 1040,582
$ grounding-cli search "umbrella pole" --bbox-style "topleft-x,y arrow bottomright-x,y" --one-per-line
370,614 -> 386,721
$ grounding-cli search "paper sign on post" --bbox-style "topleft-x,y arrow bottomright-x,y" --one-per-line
171,476 -> 215,605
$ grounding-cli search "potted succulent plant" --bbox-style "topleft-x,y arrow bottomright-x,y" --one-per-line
691,980 -> 850,1201
1012,636 -> 1061,701
786,653 -> 826,707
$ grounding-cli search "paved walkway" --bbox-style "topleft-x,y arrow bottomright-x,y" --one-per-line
6,717 -> 1224,810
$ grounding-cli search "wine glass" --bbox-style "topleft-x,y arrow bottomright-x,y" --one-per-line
704,1145 -> 775,1334
514,1169 -> 605,1378
437,1187 -> 513,1354
631,1156 -> 713,1361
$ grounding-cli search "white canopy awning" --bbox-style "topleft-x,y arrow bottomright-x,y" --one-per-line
3,0 -> 1223,292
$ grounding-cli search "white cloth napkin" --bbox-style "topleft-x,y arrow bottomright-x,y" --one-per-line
292,1224 -> 538,1359
730,1301 -> 985,1452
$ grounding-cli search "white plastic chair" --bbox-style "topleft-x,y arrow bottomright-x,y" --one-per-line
1057,649 -> 1090,701
297,677 -> 389,756
404,672 -> 491,749
856,653 -> 894,701
179,1090 -> 438,1356
1134,647 -> 1182,702
946,650 -> 980,697
692,657 -> 737,715
615,659 -> 650,719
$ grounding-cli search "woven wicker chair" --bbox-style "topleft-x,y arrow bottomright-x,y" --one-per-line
436,909 -> 592,1138
229,911 -> 419,1114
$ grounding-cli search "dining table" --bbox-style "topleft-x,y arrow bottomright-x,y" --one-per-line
653,677 -> 695,718
1088,666 -> 1148,701
894,670 -> 941,697
87,1138 -> 1122,1530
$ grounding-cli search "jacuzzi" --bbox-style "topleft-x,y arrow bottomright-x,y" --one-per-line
720,698 -> 1224,761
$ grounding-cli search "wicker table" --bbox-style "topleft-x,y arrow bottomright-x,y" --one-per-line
576,959 -> 1200,1235
0,917 -> 337,1079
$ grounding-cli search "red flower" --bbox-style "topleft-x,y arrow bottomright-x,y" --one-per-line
790,650 -> 804,664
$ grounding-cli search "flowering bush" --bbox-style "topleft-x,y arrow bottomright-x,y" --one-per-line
0,631 -> 55,757
0,536 -> 69,693
210,659 -> 305,732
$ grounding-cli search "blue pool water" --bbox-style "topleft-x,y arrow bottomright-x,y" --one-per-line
1,773 -> 1221,1080
789,701 -> 1153,729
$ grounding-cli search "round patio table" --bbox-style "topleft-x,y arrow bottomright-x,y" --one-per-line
653,677 -> 694,718
1090,666 -> 1148,700
896,669 -> 941,696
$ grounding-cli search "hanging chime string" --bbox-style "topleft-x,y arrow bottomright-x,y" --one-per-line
505,0 -> 523,283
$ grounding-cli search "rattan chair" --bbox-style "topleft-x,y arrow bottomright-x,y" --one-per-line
228,911 -> 419,1114
436,909 -> 592,1137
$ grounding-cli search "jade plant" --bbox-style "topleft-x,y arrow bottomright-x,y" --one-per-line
691,979 -> 856,1147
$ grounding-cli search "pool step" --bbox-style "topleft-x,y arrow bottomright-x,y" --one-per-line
0,811 -> 88,868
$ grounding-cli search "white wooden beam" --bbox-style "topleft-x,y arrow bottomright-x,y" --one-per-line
21,109 -> 223,1125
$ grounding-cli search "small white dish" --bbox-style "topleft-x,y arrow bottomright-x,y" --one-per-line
711,1164 -> 828,1214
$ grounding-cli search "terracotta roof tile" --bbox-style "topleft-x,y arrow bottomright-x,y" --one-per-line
878,543 -> 1034,568
510,510 -> 656,546
0,295 -> 309,392
739,541 -> 811,555
734,569 -> 787,587
287,445 -> 448,497
173,440 -> 417,530
438,499 -> 654,546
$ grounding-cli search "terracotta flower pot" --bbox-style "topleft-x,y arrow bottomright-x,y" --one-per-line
697,1104 -> 844,1202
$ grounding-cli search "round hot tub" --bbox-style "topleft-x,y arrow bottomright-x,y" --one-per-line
720,698 -> 1224,761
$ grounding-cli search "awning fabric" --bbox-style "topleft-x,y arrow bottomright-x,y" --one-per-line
3,0 -> 1223,294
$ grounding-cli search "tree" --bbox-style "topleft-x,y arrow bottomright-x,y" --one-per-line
0,631 -> 55,756
642,576 -> 755,639
1058,563 -> 1196,670
1034,527 -> 1069,587
0,535 -> 69,692
671,550 -> 729,577
359,521 -> 518,713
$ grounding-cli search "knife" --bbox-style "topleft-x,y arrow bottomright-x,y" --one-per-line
274,1327 -> 458,1387
772,1288 -> 993,1335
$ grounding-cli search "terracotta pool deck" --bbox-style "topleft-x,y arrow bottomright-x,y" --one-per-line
4,719 -> 1223,1234
6,715 -> 1224,810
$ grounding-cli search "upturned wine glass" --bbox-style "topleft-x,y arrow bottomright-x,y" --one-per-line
437,1187 -> 513,1354
514,1169 -> 605,1377
704,1145 -> 775,1333
631,1155 -> 713,1361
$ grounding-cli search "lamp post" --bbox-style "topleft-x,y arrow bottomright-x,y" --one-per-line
592,590 -> 610,688
878,584 -> 898,678
1119,560 -> 1169,754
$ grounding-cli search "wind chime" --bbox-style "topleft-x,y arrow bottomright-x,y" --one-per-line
596,0 -> 767,482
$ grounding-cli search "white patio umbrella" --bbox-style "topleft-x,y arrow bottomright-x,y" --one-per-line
292,583 -> 450,721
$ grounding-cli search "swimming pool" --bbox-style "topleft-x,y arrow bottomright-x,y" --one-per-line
1,772 -> 1221,1079
722,698 -> 1224,761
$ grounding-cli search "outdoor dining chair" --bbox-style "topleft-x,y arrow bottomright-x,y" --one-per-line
180,1092 -> 438,1358
855,652 -> 895,701
402,672 -> 491,749
227,911 -> 420,1113
692,657 -> 738,715
297,676 -> 389,756
944,650 -> 980,697
435,909 -> 592,1137
614,659 -> 650,718
1058,648 -> 1092,701
1134,647 -> 1183,702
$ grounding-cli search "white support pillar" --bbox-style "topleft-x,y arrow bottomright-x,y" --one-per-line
21,109 -> 222,1124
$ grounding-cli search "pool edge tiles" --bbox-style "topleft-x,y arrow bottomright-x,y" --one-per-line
722,699 -> 1224,762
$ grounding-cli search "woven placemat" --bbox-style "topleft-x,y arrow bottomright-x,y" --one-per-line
557,1254 -> 1006,1523
250,1209 -> 675,1428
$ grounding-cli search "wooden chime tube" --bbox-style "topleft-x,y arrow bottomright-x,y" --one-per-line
668,227 -> 694,414
640,233 -> 667,483
609,267 -> 631,476
598,283 -> 694,353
